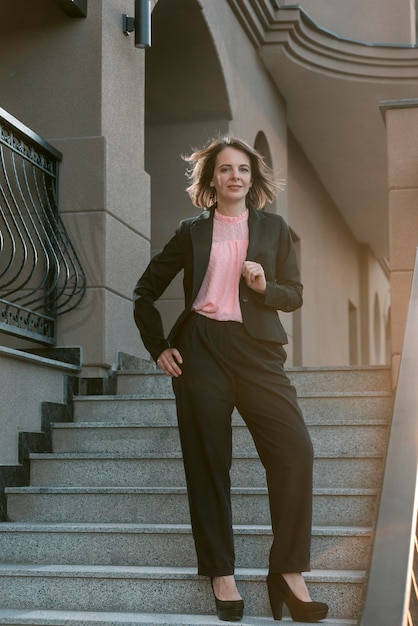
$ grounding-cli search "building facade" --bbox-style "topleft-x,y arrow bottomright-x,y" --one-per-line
1,0 -> 418,459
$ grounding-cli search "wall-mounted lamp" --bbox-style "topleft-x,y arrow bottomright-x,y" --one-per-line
123,0 -> 151,48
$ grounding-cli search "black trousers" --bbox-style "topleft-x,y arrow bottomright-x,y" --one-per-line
172,312 -> 313,577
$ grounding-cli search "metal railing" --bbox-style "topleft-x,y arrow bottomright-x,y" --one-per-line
360,248 -> 418,626
0,108 -> 86,345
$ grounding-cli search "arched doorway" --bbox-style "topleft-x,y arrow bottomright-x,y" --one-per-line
145,0 -> 232,334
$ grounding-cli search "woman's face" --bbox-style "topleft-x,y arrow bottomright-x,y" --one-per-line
210,147 -> 252,206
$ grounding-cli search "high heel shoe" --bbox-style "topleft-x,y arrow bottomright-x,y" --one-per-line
267,573 -> 328,622
211,579 -> 244,622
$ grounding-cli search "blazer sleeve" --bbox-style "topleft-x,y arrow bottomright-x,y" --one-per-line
133,225 -> 186,361
263,217 -> 303,313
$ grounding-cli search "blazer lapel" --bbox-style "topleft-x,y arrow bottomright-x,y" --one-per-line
190,208 -> 214,300
246,207 -> 267,261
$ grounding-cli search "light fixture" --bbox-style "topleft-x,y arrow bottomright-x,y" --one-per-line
123,0 -> 151,49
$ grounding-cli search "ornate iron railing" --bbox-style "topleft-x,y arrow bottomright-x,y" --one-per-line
0,108 -> 86,345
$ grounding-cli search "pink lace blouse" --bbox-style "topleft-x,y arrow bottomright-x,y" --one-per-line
192,209 -> 249,322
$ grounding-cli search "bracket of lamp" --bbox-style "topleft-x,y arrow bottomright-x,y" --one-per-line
123,0 -> 151,49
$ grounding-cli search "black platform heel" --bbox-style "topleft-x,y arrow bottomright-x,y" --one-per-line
211,579 -> 244,622
267,573 -> 328,622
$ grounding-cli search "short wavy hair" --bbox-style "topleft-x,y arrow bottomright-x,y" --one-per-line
183,136 -> 281,210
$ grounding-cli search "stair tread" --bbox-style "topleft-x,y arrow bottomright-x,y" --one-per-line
52,418 -> 389,427
0,521 -> 373,536
74,390 -> 392,400
0,608 -> 357,625
28,451 -> 385,460
2,365 -> 389,623
5,485 -> 378,495
0,563 -> 365,581
118,363 -> 390,372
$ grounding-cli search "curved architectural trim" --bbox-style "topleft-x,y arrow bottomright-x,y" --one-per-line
264,7 -> 418,81
278,4 -> 417,49
228,0 -> 418,80
227,0 -> 278,47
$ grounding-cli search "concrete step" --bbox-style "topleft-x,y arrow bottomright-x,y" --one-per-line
5,486 -> 377,526
51,420 -> 388,459
0,565 -> 364,620
0,522 -> 372,570
27,451 -> 384,490
0,365 -> 390,626
116,365 -> 392,396
0,609 -> 358,626
73,392 -> 393,424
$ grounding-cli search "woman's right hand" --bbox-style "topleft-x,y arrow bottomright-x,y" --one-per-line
156,348 -> 183,377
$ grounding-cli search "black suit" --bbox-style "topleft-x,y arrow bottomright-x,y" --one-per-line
133,207 -> 303,362
133,207 -> 313,579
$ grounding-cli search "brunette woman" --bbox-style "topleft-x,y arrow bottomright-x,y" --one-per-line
133,136 -> 328,622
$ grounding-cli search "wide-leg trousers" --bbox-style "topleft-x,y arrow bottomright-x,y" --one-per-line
172,312 -> 313,577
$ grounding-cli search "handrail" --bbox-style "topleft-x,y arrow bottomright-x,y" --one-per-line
0,108 -> 86,344
360,247 -> 418,625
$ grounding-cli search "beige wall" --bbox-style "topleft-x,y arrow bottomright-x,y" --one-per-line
281,0 -> 416,44
286,132 -> 389,366
0,0 -> 151,372
287,132 -> 359,365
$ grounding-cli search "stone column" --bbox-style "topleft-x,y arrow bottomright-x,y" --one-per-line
0,0 -> 153,374
380,99 -> 418,385
54,1 -> 151,374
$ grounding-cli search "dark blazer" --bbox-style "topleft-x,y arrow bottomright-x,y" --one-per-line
133,207 -> 303,362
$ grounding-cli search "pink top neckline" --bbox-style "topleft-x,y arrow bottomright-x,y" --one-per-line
215,208 -> 249,223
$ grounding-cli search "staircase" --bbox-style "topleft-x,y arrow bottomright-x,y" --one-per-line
0,362 -> 392,625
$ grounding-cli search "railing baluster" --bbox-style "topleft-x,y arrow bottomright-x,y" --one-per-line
0,144 -> 27,285
0,108 -> 86,344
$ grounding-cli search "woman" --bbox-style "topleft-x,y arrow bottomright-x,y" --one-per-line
133,136 -> 328,623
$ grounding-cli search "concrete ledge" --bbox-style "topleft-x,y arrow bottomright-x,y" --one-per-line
0,346 -> 81,373
0,348 -> 78,467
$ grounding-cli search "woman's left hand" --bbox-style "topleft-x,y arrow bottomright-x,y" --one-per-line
242,261 -> 266,294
